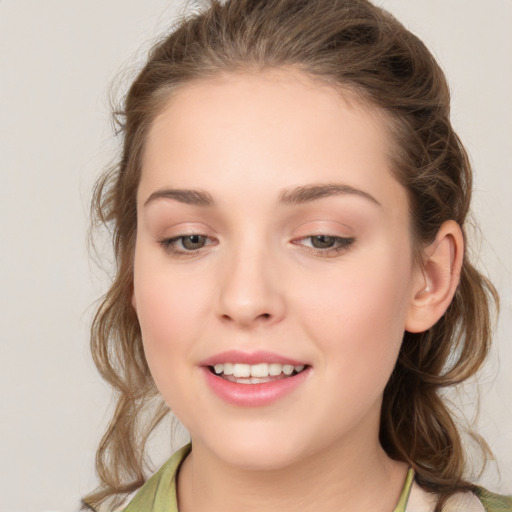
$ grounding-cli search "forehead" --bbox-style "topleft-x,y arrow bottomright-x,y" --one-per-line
139,69 -> 406,213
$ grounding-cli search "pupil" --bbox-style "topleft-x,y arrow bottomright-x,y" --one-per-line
183,235 -> 205,250
312,235 -> 334,248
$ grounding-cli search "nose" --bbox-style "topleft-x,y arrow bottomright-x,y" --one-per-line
215,245 -> 286,329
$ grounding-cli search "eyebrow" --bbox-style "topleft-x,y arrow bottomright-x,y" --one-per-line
144,188 -> 215,207
278,183 -> 382,207
143,183 -> 381,208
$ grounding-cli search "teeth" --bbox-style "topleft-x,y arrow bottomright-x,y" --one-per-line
212,362 -> 306,378
223,363 -> 234,375
269,363 -> 282,376
282,364 -> 294,376
233,363 -> 251,377
250,363 -> 268,377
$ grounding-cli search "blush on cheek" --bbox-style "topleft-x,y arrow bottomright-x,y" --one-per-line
137,290 -> 188,346
134,265 -> 212,356
295,256 -> 408,382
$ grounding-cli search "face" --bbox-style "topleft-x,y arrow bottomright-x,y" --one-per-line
133,69 -> 423,470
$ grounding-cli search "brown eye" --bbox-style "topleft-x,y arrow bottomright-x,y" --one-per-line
160,233 -> 216,256
181,235 -> 207,250
292,235 -> 355,257
310,235 -> 336,248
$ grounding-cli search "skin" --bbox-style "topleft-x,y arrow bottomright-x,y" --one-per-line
132,69 -> 463,512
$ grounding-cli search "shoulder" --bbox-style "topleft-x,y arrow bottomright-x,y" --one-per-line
407,482 -> 512,512
121,443 -> 191,512
474,487 -> 512,512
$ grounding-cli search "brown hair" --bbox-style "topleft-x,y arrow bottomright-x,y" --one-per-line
83,0 -> 498,510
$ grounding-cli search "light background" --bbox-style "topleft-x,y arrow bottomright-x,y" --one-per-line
0,1 -> 510,511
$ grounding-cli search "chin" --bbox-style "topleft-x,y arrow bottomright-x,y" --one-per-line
199,427 -> 308,471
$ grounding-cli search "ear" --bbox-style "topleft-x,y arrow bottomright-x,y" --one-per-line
405,220 -> 464,333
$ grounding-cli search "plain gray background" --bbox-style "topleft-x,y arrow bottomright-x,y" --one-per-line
1,1 -> 511,511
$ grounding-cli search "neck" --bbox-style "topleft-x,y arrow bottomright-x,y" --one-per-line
177,422 -> 408,512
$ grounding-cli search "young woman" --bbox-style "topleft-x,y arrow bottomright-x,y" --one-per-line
83,1 -> 512,511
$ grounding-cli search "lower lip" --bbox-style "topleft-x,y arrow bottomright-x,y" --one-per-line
201,367 -> 310,407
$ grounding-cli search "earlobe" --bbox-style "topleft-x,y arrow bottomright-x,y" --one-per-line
405,220 -> 464,333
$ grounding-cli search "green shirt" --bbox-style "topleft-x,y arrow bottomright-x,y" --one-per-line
122,444 -> 512,512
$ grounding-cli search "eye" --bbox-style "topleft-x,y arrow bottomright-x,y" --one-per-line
293,235 -> 355,256
179,234 -> 208,250
309,235 -> 339,249
159,234 -> 215,255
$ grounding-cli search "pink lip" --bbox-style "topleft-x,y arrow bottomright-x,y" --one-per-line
199,350 -> 311,407
200,350 -> 306,367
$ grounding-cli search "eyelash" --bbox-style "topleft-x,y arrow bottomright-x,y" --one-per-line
159,234 -> 215,256
292,235 -> 355,257
160,233 -> 355,258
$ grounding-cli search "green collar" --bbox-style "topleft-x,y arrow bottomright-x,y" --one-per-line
394,468 -> 415,512
123,444 -> 191,512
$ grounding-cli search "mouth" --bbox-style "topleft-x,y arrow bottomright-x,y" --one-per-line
209,362 -> 307,384
200,351 -> 311,406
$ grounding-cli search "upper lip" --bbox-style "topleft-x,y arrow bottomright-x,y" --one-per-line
200,350 -> 307,367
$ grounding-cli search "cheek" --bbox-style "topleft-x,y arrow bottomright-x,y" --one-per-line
132,252 -> 210,379
295,245 -> 413,381
133,266 -> 211,418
